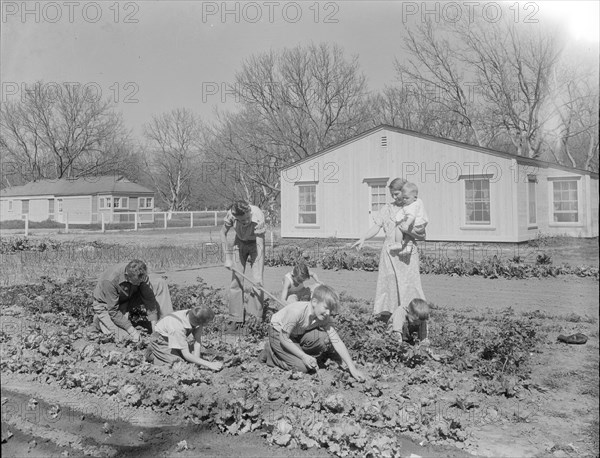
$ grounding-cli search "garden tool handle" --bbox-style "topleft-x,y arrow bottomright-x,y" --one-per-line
225,266 -> 287,310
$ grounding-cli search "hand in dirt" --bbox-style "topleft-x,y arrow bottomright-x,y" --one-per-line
350,368 -> 366,383
205,361 -> 223,372
302,354 -> 318,370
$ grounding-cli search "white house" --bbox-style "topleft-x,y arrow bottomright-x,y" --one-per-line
0,176 -> 155,224
279,125 -> 599,242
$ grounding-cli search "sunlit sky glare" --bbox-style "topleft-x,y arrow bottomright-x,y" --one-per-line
1,1 -> 598,140
539,1 -> 600,43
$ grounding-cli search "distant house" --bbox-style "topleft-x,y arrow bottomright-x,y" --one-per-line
0,176 -> 155,224
279,125 -> 599,242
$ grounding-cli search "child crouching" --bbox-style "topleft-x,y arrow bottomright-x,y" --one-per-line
146,305 -> 223,371
402,298 -> 431,346
260,284 -> 365,381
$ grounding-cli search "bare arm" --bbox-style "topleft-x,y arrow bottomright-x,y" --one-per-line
180,348 -> 222,371
280,276 -> 292,302
326,327 -> 365,381
220,225 -> 232,267
310,272 -> 320,283
351,225 -> 382,250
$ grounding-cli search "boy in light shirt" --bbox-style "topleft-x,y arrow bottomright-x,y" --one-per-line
260,284 -> 365,382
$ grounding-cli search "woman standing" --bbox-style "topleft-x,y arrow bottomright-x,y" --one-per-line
351,178 -> 426,333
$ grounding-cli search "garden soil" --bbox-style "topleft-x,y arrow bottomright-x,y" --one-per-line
2,265 -> 598,457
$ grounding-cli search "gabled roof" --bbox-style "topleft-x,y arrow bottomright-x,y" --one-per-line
281,125 -> 599,178
0,176 -> 154,198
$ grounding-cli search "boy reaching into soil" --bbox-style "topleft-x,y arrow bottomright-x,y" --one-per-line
145,305 -> 223,371
260,284 -> 365,381
280,262 -> 320,304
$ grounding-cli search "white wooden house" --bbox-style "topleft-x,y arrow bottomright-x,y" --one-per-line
279,125 -> 599,242
0,176 -> 155,224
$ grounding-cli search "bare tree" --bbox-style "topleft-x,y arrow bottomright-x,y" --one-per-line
206,43 -> 371,221
233,42 -> 370,161
397,15 -> 564,159
1,82 -> 132,187
546,66 -> 599,171
368,84 -> 475,141
461,21 -> 562,158
143,108 -> 203,211
397,20 -> 487,146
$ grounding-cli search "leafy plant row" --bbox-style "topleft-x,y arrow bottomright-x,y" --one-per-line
265,246 -> 599,279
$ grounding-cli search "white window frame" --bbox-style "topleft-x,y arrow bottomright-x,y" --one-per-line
296,181 -> 318,226
527,175 -> 537,228
138,197 -> 153,209
459,174 -> 495,230
99,197 -> 107,209
108,196 -> 128,209
8,200 -> 13,212
57,199 -> 63,213
548,177 -> 582,226
363,177 -> 389,224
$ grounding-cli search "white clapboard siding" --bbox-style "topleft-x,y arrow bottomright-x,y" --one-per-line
280,127 -> 598,242
57,196 -> 92,224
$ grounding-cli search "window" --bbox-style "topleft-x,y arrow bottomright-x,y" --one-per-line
138,197 -> 154,209
8,200 -> 13,212
57,199 -> 63,213
464,177 -> 490,224
99,197 -> 106,209
528,176 -> 537,226
111,197 -> 129,209
370,184 -> 387,213
552,180 -> 578,222
298,184 -> 317,224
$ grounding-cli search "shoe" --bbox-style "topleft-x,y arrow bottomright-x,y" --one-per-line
557,333 -> 588,345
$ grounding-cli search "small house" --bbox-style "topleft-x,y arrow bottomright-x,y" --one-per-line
0,176 -> 155,224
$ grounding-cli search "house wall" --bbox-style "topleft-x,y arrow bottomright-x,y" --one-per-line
0,199 -> 22,221
281,129 -> 520,242
0,197 -> 53,222
29,199 -> 50,221
57,196 -> 92,224
515,163 -> 597,239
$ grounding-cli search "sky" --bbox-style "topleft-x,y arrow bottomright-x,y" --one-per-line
2,1 -> 599,140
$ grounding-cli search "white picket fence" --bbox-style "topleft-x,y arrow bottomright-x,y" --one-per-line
21,210 -> 228,235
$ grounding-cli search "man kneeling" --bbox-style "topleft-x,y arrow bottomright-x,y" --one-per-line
146,306 -> 223,371
92,260 -> 174,342
260,284 -> 365,381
